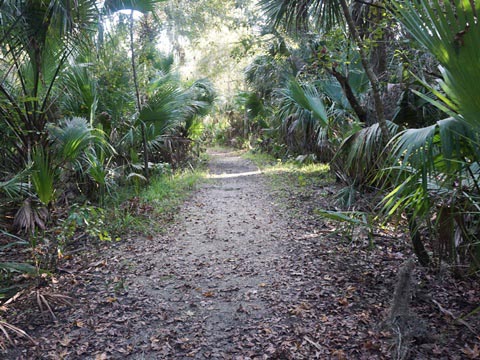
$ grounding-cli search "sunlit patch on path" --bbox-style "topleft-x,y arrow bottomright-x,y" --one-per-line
206,170 -> 261,179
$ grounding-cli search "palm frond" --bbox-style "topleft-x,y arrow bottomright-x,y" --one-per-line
260,0 -> 342,32
61,62 -> 98,122
0,171 -> 30,199
104,0 -> 165,14
382,117 -> 480,217
387,117 -> 478,181
31,148 -> 56,206
47,117 -> 109,163
335,121 -> 399,186
278,78 -> 328,127
392,0 -> 480,128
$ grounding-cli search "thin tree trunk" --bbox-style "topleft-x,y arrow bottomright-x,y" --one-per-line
438,206 -> 455,263
329,67 -> 367,123
338,0 -> 389,140
130,10 -> 149,181
407,212 -> 430,266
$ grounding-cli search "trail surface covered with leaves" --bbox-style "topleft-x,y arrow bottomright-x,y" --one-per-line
4,149 -> 480,359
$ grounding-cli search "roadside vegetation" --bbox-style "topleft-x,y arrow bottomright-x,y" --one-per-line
0,0 -> 214,349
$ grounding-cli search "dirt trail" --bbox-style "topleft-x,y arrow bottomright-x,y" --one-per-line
119,148 -> 291,358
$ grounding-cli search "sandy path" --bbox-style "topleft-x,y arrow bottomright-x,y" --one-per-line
121,149 -> 291,358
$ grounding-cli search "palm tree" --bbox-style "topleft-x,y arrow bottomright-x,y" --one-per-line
0,0 -> 98,166
260,0 -> 390,139
383,0 -> 480,269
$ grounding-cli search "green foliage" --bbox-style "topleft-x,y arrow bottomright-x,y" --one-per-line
141,170 -> 204,208
374,0 -> 480,270
392,0 -> 480,129
245,151 -> 331,184
0,172 -> 30,200
61,61 -> 98,123
104,0 -> 165,14
259,0 -> 343,33
48,117 -> 109,163
280,79 -> 328,127
105,168 -> 206,236
275,78 -> 332,157
0,0 -> 98,166
333,121 -> 399,187
0,262 -> 38,276
60,204 -> 113,245
31,149 -> 56,206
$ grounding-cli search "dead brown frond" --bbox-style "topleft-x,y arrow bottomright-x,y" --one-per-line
0,319 -> 36,349
35,291 -> 73,321
13,198 -> 48,234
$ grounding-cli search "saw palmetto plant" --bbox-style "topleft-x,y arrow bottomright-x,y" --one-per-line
383,0 -> 480,270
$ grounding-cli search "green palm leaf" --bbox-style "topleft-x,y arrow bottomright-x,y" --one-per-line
260,0 -> 342,32
104,0 -> 165,14
382,117 -> 480,217
392,0 -> 480,128
0,171 -> 30,199
279,79 -> 328,127
335,121 -> 399,186
140,79 -> 186,135
31,148 -> 56,205
47,117 -> 109,163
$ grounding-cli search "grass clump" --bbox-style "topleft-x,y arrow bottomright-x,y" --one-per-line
141,170 -> 204,210
244,151 -> 333,217
244,151 -> 331,188
106,169 -> 206,237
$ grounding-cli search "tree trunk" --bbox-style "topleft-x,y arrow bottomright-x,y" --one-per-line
130,10 -> 149,181
438,206 -> 455,263
338,0 -> 389,140
406,212 -> 430,266
329,67 -> 367,123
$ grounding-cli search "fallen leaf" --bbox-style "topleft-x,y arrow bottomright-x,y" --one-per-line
74,320 -> 84,328
60,336 -> 73,347
461,344 -> 480,359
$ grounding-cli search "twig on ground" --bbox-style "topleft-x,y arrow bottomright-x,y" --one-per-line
432,299 -> 478,336
304,336 -> 322,351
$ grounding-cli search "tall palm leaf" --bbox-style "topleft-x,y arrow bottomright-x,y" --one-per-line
278,78 -> 329,128
0,171 -> 30,200
383,118 -> 480,217
139,77 -> 188,135
61,61 -> 99,124
31,148 -> 56,206
335,121 -> 399,187
277,78 -> 330,155
391,0 -> 480,128
0,0 -> 98,164
379,1 -> 480,269
260,0 -> 389,138
47,117 -> 110,164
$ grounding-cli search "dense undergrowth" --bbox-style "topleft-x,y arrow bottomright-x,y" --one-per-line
106,165 -> 207,237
